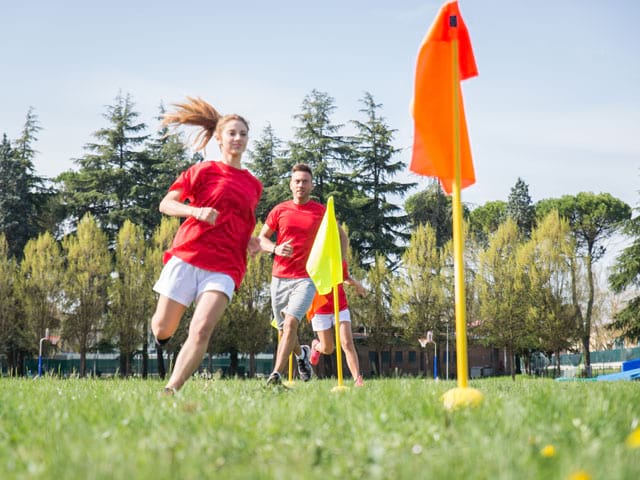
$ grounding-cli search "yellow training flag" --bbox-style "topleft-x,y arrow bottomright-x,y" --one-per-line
306,196 -> 342,295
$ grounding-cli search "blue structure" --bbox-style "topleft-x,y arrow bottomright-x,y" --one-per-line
622,358 -> 640,372
596,368 -> 640,382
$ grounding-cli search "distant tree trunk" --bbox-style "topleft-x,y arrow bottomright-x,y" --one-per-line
229,348 -> 239,376
79,350 -> 87,377
249,352 -> 256,377
142,341 -> 148,379
156,344 -> 166,379
509,348 -> 516,381
119,354 -> 128,377
582,337 -> 592,377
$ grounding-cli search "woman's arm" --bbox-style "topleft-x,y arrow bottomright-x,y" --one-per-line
159,189 -> 218,225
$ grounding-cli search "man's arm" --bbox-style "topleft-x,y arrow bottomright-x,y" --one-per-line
258,224 -> 277,254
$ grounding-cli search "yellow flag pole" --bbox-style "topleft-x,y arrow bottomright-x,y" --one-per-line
441,30 -> 483,411
288,352 -> 293,383
451,38 -> 469,389
331,284 -> 348,392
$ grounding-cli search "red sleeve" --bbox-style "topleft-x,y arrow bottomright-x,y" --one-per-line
265,204 -> 279,232
169,166 -> 195,203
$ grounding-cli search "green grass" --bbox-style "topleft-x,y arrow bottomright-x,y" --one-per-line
1,376 -> 638,479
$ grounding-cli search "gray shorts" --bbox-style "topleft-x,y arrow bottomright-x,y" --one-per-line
271,277 -> 316,329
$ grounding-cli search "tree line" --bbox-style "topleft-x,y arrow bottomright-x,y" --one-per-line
0,91 -> 636,378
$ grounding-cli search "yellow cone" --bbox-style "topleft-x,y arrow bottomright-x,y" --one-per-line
441,386 -> 484,411
331,385 -> 349,393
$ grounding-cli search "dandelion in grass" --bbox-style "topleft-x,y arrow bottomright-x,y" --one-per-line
540,444 -> 556,458
567,470 -> 591,480
625,427 -> 640,449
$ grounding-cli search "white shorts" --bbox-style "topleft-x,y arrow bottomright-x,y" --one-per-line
153,256 -> 235,306
311,309 -> 351,332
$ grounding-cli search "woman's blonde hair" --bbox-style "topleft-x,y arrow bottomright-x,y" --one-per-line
162,97 -> 249,152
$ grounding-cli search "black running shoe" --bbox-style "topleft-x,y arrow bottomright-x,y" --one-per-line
266,371 -> 282,385
297,345 -> 312,382
161,386 -> 177,397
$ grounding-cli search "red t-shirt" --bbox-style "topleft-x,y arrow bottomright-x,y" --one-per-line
315,261 -> 349,313
265,200 -> 325,278
315,284 -> 348,314
164,160 -> 262,289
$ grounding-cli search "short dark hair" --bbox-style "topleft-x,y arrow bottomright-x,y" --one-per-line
291,163 -> 313,178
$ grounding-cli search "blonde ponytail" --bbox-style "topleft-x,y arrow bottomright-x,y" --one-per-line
162,97 -> 221,152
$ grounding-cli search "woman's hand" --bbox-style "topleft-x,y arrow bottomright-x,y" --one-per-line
247,237 -> 261,257
353,281 -> 367,298
195,206 -> 219,225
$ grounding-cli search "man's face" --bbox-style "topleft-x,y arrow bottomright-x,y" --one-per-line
290,170 -> 313,204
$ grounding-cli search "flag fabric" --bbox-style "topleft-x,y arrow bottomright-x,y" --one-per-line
306,196 -> 342,295
306,292 -> 329,322
410,0 -> 478,195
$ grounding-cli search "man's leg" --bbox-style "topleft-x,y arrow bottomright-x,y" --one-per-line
272,313 -> 300,374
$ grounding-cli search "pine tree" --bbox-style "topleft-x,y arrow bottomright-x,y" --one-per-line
246,123 -> 291,222
57,92 -> 149,241
506,177 -> 535,238
288,90 -> 348,204
130,103 -> 194,238
609,209 -> 640,342
0,109 -> 47,259
348,92 -> 415,266
0,233 -> 30,374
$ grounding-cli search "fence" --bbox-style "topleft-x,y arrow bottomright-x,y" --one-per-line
5,353 -> 274,378
554,346 -> 640,367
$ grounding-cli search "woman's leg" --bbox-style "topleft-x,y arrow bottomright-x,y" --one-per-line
339,322 -> 362,382
165,291 -> 228,390
314,328 -> 335,355
151,295 -> 187,341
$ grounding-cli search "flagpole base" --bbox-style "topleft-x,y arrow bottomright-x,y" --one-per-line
331,385 -> 349,393
441,386 -> 483,411
284,381 -> 296,387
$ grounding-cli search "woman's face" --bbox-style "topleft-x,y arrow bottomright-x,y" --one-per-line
219,119 -> 248,156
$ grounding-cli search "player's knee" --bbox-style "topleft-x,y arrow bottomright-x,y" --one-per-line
321,341 -> 335,355
282,316 -> 298,332
340,339 -> 354,352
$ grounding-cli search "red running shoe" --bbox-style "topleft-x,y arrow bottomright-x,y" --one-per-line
310,339 -> 321,366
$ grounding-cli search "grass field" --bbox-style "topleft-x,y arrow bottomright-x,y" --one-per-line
1,376 -> 639,479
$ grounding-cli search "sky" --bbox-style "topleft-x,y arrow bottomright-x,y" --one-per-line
1,0 -> 639,257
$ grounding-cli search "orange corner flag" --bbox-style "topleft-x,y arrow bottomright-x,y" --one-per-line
410,1 -> 478,195
306,196 -> 343,295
